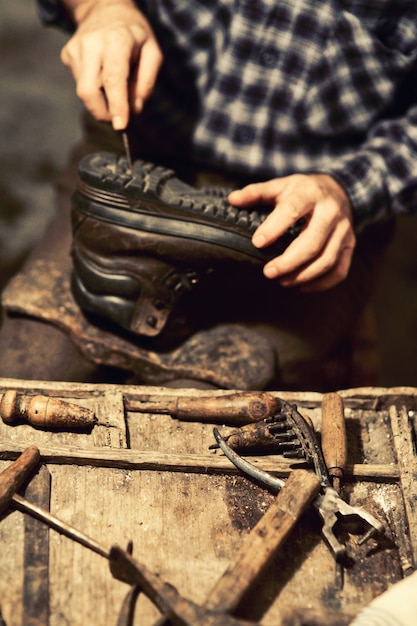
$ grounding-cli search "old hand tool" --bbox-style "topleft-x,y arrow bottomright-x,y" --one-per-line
320,392 -> 347,493
0,445 -> 41,516
111,546 -> 261,626
122,131 -> 133,170
204,468 -> 320,615
1,449 -> 258,625
0,446 -> 108,557
213,422 -> 385,564
209,393 -> 346,464
0,390 -> 97,431
115,469 -> 319,626
125,391 -> 282,425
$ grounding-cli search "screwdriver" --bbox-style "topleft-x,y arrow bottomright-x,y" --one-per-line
320,392 -> 347,493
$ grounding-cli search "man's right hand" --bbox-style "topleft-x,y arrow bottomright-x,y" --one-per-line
60,0 -> 163,130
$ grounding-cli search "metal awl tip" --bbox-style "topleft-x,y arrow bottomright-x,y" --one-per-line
122,131 -> 133,170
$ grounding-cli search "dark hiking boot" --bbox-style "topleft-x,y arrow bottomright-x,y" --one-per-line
71,152 -> 302,347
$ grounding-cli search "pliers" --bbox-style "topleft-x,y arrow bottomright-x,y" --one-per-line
213,419 -> 385,564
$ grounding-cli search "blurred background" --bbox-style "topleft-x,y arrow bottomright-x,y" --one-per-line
1,0 -> 416,388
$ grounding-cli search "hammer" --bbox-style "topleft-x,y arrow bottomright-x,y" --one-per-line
0,449 -> 260,625
0,446 -> 108,557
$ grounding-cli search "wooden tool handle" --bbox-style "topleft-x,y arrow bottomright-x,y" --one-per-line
0,445 -> 40,516
127,391 -> 281,424
321,392 -> 347,486
0,390 -> 96,430
205,469 -> 320,614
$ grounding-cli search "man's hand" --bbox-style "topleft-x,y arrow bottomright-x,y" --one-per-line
60,0 -> 163,129
228,174 -> 355,292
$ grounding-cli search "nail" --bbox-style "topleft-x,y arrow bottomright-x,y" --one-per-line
134,97 -> 143,113
252,233 -> 267,247
112,115 -> 124,130
264,265 -> 279,279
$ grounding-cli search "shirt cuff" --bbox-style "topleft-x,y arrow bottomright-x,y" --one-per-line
322,150 -> 391,233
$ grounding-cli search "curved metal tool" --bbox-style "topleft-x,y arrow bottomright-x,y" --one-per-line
213,427 -> 385,563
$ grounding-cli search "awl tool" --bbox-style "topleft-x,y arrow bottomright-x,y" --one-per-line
0,390 -> 97,431
122,131 -> 133,170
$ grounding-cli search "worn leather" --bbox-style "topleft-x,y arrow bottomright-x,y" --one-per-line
71,152 -> 300,347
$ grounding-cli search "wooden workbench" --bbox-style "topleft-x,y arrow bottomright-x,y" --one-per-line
0,379 -> 416,625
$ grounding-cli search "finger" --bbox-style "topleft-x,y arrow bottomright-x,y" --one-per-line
262,202 -> 338,277
278,223 -> 355,287
132,37 -> 163,113
228,179 -> 287,207
62,40 -> 110,121
299,245 -> 355,292
252,190 -> 315,249
101,30 -> 134,129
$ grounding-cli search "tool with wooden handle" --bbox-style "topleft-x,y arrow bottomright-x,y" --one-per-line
0,445 -> 41,516
0,390 -> 97,430
130,468 -> 320,626
0,446 -> 108,557
320,392 -> 347,493
214,425 -> 385,564
125,391 -> 282,425
0,449 -> 260,625
205,469 -> 320,615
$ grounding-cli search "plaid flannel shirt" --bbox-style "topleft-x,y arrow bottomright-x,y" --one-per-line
37,0 -> 417,231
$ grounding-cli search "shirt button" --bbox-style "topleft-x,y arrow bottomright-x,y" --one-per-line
259,47 -> 278,67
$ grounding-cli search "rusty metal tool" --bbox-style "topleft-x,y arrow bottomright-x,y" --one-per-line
122,131 -> 133,170
320,392 -> 347,493
204,468 -> 320,615
0,449 -> 257,625
111,547 -> 261,626
125,391 -> 282,425
114,469 -> 319,626
209,399 -> 317,459
208,417 -> 303,455
0,390 -> 97,431
213,424 -> 385,564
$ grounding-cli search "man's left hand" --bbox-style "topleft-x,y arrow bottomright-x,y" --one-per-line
228,174 -> 355,292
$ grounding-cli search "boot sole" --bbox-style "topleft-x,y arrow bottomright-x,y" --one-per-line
74,152 -> 302,263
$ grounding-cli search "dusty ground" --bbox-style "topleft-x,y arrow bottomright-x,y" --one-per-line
0,0 -> 416,387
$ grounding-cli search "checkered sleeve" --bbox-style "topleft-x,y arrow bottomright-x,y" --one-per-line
305,7 -> 417,231
324,107 -> 417,232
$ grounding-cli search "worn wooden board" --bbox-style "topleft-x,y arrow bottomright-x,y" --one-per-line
0,379 -> 416,625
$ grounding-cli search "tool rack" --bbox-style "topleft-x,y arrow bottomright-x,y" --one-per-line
0,379 -> 416,625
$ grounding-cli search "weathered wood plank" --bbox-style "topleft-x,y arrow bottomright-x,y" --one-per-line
23,465 -> 51,626
0,441 -> 400,481
389,403 -> 417,566
0,381 -> 416,626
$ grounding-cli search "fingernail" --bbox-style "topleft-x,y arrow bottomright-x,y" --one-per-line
134,97 -> 143,113
264,265 -> 279,279
112,115 -> 124,130
252,234 -> 267,247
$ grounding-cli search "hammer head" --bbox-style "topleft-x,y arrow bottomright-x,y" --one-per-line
0,446 -> 41,517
